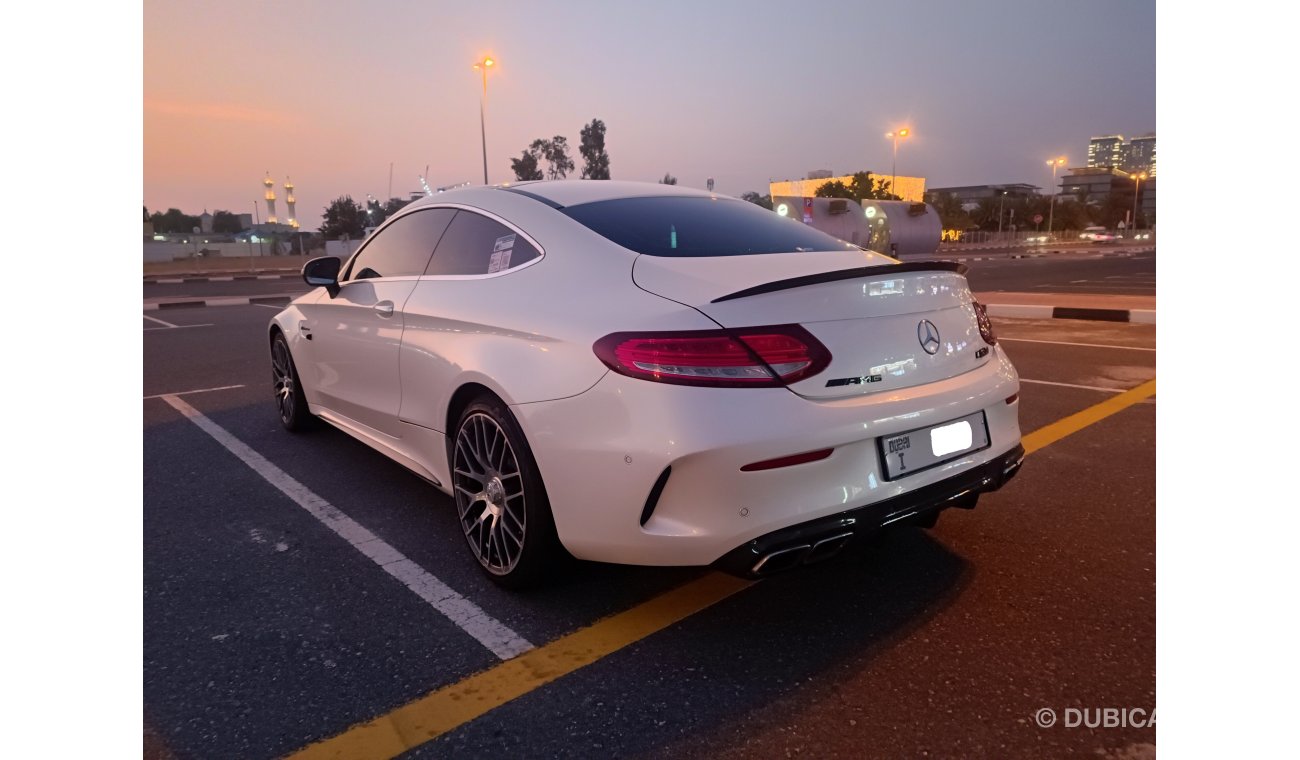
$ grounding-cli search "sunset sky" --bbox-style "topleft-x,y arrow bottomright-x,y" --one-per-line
144,0 -> 1155,230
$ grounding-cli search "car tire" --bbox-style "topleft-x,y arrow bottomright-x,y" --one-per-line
451,395 -> 563,589
271,332 -> 314,432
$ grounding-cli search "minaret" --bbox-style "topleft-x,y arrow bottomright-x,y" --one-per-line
263,173 -> 278,224
284,177 -> 299,229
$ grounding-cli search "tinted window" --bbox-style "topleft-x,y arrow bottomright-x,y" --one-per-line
426,211 -> 541,276
561,196 -> 860,257
345,208 -> 455,280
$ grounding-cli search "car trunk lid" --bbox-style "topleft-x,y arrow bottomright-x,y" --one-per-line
632,251 -> 991,399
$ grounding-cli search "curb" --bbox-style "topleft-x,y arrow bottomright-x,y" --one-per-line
145,273 -> 298,284
144,296 -> 293,311
985,304 -> 1155,324
934,246 -> 1153,262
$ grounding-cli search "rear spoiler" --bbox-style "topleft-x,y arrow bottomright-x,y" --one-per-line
710,260 -> 970,304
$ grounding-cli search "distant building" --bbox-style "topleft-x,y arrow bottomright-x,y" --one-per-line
1086,134 -> 1156,177
1060,166 -> 1131,200
199,210 -> 213,234
927,183 -> 1040,205
769,171 -> 926,203
1126,134 -> 1156,177
1087,135 -> 1126,169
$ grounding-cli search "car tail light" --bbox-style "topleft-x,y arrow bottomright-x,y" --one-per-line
973,301 -> 997,346
593,325 -> 831,388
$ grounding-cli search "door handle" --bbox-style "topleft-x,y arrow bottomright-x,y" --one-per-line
373,301 -> 395,318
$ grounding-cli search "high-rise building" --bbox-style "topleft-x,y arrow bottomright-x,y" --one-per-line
1087,136 -> 1126,169
1127,135 -> 1156,177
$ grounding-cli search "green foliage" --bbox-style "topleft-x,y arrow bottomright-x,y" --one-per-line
740,191 -> 773,210
660,173 -> 677,185
579,119 -> 611,179
813,180 -> 853,199
320,196 -> 366,240
383,197 -> 411,217
924,191 -> 971,229
531,136 -> 574,179
211,210 -> 244,234
148,208 -> 203,234
814,172 -> 898,202
511,146 -> 544,181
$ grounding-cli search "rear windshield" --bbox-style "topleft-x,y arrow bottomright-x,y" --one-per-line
560,196 -> 860,257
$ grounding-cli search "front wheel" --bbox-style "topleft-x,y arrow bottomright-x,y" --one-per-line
451,395 -> 562,589
271,332 -> 314,432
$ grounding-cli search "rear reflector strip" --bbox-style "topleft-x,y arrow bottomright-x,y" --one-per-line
740,448 -> 834,472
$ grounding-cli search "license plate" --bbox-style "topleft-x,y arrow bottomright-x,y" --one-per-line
878,411 -> 990,480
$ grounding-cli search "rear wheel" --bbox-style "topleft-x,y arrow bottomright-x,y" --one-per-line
271,332 -> 314,432
452,395 -> 561,588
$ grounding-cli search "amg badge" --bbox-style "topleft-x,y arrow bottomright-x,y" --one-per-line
826,374 -> 883,387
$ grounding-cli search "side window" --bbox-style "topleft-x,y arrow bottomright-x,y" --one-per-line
425,210 -> 541,276
344,208 -> 456,281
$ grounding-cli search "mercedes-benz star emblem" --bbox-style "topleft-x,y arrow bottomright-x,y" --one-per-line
918,320 -> 941,355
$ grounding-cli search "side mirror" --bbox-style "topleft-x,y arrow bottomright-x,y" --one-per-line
302,256 -> 341,298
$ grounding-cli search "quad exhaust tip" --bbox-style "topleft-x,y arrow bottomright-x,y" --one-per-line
750,532 -> 854,575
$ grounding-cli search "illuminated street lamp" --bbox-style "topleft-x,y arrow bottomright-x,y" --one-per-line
1045,156 -> 1067,236
473,56 -> 496,185
998,190 -> 1008,236
1132,172 -> 1147,231
885,128 -> 910,198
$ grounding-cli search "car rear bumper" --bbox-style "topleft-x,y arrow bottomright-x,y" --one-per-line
511,344 -> 1021,567
713,443 -> 1025,577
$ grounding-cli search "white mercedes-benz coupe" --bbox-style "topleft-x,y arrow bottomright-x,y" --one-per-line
269,180 -> 1023,587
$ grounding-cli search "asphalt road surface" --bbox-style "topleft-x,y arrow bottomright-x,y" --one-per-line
144,291 -> 1156,758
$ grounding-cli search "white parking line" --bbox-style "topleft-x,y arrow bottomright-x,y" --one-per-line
144,323 -> 214,331
1000,337 -> 1156,352
1022,378 -> 1129,393
143,384 -> 246,400
157,394 -> 534,661
143,314 -> 178,328
251,303 -> 282,309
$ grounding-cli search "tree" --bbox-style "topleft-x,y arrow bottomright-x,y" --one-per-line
925,191 -> 971,230
532,136 -> 574,179
383,197 -> 412,217
320,196 -> 366,240
579,119 -> 611,179
510,146 -> 544,181
814,172 -> 898,202
149,208 -> 202,234
813,180 -> 853,199
740,191 -> 773,210
211,210 -> 244,234
143,206 -> 150,222
660,173 -> 677,185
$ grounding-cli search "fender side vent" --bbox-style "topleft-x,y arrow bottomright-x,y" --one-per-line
640,467 -> 673,527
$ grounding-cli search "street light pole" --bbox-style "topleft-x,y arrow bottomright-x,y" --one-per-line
1045,157 -> 1066,236
884,128 -> 910,198
1132,172 -> 1146,231
473,57 -> 495,185
998,190 -> 1007,237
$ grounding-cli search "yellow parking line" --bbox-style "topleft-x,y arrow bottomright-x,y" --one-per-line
287,572 -> 754,760
1022,378 -> 1155,454
287,376 -> 1156,759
